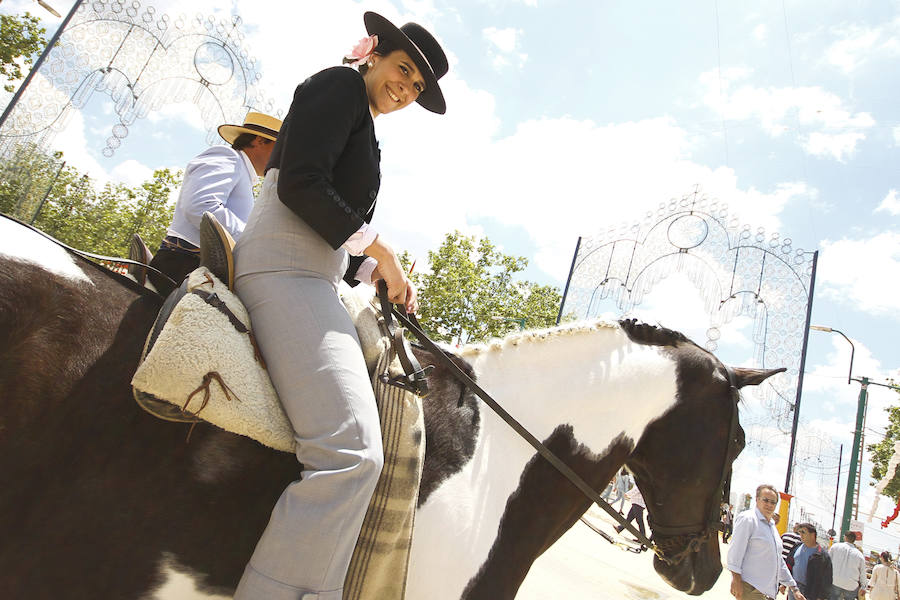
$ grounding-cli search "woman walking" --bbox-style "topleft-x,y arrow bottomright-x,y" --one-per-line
869,551 -> 900,600
232,12 -> 448,600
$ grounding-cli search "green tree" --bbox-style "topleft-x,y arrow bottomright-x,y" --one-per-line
868,385 -> 900,501
0,12 -> 47,93
404,231 -> 562,345
0,143 -> 68,218
0,143 -> 179,258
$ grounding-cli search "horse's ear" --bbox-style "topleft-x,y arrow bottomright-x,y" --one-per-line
732,367 -> 787,389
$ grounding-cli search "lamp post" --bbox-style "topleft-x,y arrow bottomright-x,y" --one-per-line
808,326 -> 900,538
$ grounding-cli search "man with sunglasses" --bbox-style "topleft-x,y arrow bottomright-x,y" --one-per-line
785,523 -> 833,600
728,484 -> 806,600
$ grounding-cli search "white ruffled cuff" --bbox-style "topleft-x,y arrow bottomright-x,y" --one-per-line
341,222 -> 378,256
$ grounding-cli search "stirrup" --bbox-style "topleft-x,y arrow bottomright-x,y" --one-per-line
199,212 -> 235,290
128,233 -> 153,286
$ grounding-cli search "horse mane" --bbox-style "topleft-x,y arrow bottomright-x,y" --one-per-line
456,319 -> 620,358
617,318 -> 690,348
454,317 -> 691,359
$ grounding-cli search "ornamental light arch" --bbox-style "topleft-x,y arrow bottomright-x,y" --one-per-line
558,187 -> 820,492
0,0 -> 278,160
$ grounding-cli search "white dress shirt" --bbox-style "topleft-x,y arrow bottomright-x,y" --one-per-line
829,541 -> 868,591
727,507 -> 796,598
167,145 -> 257,245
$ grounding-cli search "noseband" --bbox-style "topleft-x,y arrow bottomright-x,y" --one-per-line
646,365 -> 743,566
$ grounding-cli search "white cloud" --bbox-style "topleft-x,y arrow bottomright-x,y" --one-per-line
752,24 -> 768,43
146,102 -> 206,135
824,19 -> 900,74
876,190 -> 900,216
699,67 -> 875,161
49,109 -> 111,185
817,233 -> 900,317
802,130 -> 866,161
619,274 -> 755,352
482,26 -> 527,71
27,1 -> 810,289
825,25 -> 882,73
370,95 -> 815,283
109,159 -> 153,187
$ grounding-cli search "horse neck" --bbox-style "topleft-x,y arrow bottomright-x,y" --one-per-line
460,323 -> 681,455
406,325 -> 682,599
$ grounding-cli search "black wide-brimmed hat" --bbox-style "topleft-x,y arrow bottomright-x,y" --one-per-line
363,11 -> 448,114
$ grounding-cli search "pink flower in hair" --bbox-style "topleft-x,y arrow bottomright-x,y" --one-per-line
344,34 -> 379,67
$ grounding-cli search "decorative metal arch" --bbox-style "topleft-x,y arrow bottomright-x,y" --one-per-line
0,0 -> 278,159
559,187 -> 817,441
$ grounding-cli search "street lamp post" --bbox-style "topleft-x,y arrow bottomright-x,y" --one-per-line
808,325 -> 900,538
810,325 -> 864,538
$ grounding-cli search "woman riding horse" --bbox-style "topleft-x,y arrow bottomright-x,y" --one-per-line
231,12 -> 449,599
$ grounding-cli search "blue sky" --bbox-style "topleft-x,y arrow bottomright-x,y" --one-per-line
3,0 -> 900,552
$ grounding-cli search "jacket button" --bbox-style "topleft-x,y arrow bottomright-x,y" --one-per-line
345,207 -> 351,213
369,190 -> 377,199
326,189 -> 334,196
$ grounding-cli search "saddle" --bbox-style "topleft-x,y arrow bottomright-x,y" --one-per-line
131,212 -> 428,444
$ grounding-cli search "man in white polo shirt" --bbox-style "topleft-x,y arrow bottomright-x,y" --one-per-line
727,484 -> 806,600
829,531 -> 867,600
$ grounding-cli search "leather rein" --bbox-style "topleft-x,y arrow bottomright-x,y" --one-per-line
376,282 -> 741,566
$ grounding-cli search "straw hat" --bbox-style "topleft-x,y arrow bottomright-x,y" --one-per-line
217,112 -> 282,144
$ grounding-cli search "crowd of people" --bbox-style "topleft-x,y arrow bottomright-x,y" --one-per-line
598,474 -> 900,599
715,483 -> 900,600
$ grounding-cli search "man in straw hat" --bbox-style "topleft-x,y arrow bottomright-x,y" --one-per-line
146,111 -> 281,294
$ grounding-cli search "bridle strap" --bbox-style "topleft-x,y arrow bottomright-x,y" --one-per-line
376,284 -> 658,552
647,365 -> 741,543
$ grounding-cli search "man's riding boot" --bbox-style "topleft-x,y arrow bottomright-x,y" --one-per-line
128,233 -> 153,286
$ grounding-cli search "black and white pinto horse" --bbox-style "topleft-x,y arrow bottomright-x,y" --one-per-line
0,217 -> 781,599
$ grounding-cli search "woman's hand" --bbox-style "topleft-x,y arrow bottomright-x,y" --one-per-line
365,235 -> 417,313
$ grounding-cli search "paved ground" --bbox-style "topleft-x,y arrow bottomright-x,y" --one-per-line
151,504 -> 739,599
519,505 -> 736,600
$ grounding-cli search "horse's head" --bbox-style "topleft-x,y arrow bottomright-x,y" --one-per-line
625,338 -> 783,595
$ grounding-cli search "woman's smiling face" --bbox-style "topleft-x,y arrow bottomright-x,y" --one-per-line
364,49 -> 426,117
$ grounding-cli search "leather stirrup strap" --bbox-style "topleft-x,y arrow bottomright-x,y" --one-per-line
377,281 -> 430,396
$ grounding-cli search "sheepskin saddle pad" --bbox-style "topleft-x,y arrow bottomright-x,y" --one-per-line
131,267 -> 399,453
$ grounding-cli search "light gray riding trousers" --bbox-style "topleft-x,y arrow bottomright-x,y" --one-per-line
232,169 -> 384,600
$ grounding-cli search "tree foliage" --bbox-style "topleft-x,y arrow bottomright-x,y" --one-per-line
0,147 -> 563,344
0,143 -> 178,258
402,231 -> 563,345
868,385 -> 900,502
0,12 -> 47,93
